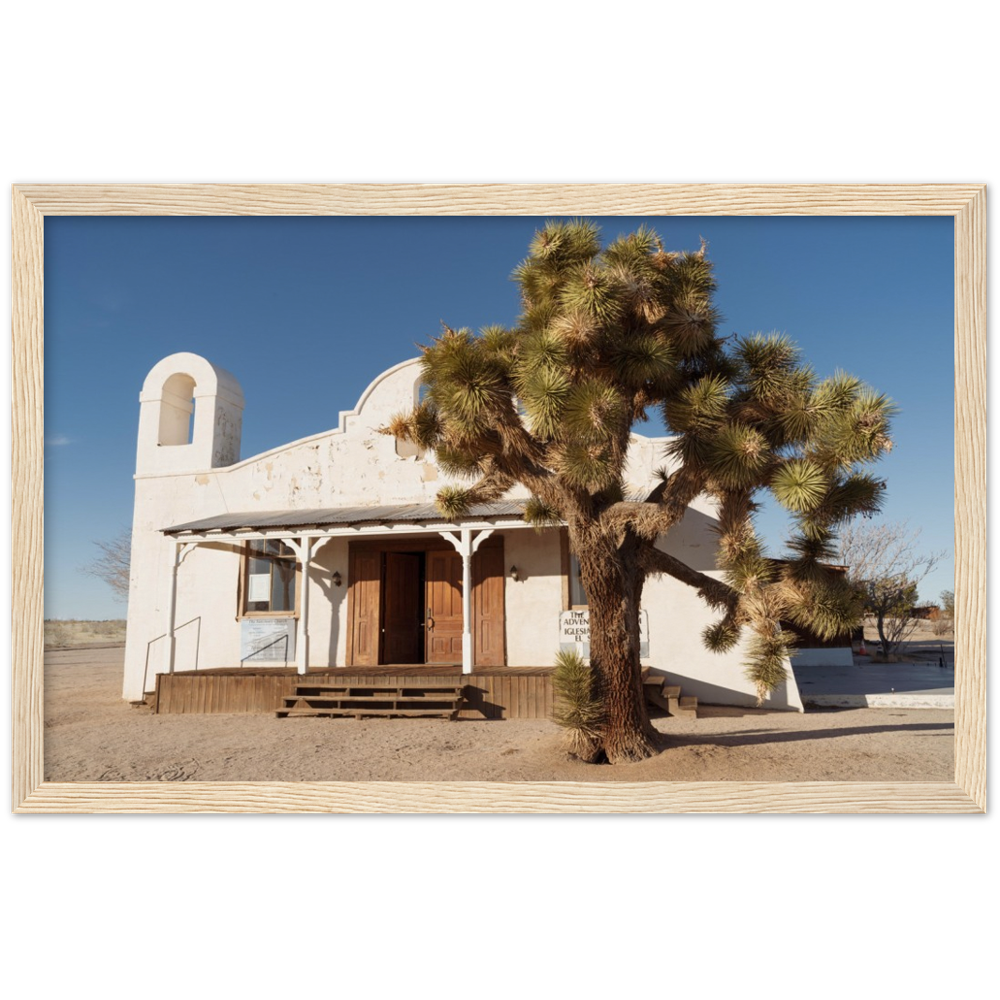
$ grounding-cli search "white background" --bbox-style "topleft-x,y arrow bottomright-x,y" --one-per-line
0,0 -> 997,173
3,3 -> 995,998
4,828 -> 997,1000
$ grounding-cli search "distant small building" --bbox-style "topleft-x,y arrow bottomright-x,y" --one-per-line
910,605 -> 941,621
123,353 -> 805,712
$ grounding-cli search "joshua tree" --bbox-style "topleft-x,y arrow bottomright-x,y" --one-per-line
386,221 -> 892,763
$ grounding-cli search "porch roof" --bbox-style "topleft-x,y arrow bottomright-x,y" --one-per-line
162,500 -> 537,537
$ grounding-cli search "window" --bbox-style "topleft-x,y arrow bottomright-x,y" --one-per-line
242,540 -> 297,615
560,530 -> 589,610
394,380 -> 429,458
569,553 -> 588,608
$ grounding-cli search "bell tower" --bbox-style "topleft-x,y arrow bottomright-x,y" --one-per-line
135,352 -> 244,475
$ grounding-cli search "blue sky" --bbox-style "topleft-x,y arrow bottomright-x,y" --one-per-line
43,215 -> 955,619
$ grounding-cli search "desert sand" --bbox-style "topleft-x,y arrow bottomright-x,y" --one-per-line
43,639 -> 954,784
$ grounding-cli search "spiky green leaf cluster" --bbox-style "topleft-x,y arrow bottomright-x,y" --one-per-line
782,580 -> 864,642
706,423 -> 771,489
523,496 -> 562,531
771,460 -> 829,513
743,630 -> 795,705
435,485 -> 477,521
703,619 -> 741,652
556,442 -> 617,491
519,364 -> 570,439
433,444 -> 484,479
381,400 -> 441,449
551,648 -> 605,759
561,381 -> 624,445
664,375 -> 729,435
724,548 -> 776,592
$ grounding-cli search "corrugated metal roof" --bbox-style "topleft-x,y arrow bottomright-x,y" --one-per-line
163,500 -> 531,535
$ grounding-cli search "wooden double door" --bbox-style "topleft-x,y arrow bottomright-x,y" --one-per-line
348,539 -> 505,667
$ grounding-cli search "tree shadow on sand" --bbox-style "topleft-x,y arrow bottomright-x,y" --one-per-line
648,719 -> 952,754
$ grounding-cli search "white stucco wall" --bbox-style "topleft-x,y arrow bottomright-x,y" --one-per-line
123,352 -> 802,711
503,529 -> 564,666
790,647 -> 854,667
310,537 -> 350,667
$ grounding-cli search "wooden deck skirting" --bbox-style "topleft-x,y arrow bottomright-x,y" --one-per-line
153,667 -> 555,720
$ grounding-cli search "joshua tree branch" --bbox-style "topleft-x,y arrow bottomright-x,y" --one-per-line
638,546 -> 739,613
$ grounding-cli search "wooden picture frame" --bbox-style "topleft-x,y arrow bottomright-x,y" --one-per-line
12,183 -> 986,813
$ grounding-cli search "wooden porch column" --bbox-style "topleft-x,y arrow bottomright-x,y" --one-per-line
285,536 -> 314,675
285,535 -> 333,674
440,527 -> 494,674
298,536 -> 313,674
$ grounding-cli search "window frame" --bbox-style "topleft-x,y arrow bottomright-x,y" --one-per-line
239,539 -> 301,619
560,529 -> 589,611
568,552 -> 588,610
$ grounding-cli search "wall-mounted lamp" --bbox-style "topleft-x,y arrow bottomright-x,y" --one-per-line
332,571 -> 343,587
510,565 -> 519,582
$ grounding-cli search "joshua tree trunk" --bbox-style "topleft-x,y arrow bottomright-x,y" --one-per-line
573,529 -> 658,763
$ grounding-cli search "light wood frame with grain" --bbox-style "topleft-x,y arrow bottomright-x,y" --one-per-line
12,184 -> 986,813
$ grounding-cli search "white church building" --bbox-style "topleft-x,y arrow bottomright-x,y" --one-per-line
123,352 -> 804,714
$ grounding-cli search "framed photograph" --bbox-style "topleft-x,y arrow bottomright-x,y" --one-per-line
11,183 -> 986,814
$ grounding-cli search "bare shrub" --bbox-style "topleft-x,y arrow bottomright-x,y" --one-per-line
838,521 -> 947,658
83,529 -> 131,602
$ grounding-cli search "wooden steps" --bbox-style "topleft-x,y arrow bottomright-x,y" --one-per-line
642,670 -> 698,719
276,681 -> 466,720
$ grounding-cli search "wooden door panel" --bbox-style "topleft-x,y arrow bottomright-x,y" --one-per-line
426,549 -> 463,663
474,542 -> 506,667
348,548 -> 381,666
383,552 -> 422,664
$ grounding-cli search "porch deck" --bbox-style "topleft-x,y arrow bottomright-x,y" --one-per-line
153,666 -> 555,720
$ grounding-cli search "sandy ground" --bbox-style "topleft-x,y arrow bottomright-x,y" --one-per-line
43,644 -> 954,784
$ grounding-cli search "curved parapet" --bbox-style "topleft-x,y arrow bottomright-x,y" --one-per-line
205,357 -> 425,473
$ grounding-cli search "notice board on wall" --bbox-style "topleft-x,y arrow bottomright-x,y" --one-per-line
240,617 -> 296,664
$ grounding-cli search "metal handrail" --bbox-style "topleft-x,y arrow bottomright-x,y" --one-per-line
142,616 -> 202,694
240,634 -> 290,668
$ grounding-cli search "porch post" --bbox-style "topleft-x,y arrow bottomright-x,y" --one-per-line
296,536 -> 313,675
164,541 -> 181,676
164,542 -> 196,675
440,527 -> 494,675
460,528 -> 473,674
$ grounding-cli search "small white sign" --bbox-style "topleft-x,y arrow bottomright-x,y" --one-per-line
559,609 -> 649,658
247,573 -> 271,603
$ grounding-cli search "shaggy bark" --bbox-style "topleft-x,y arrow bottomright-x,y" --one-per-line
571,525 -> 658,763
